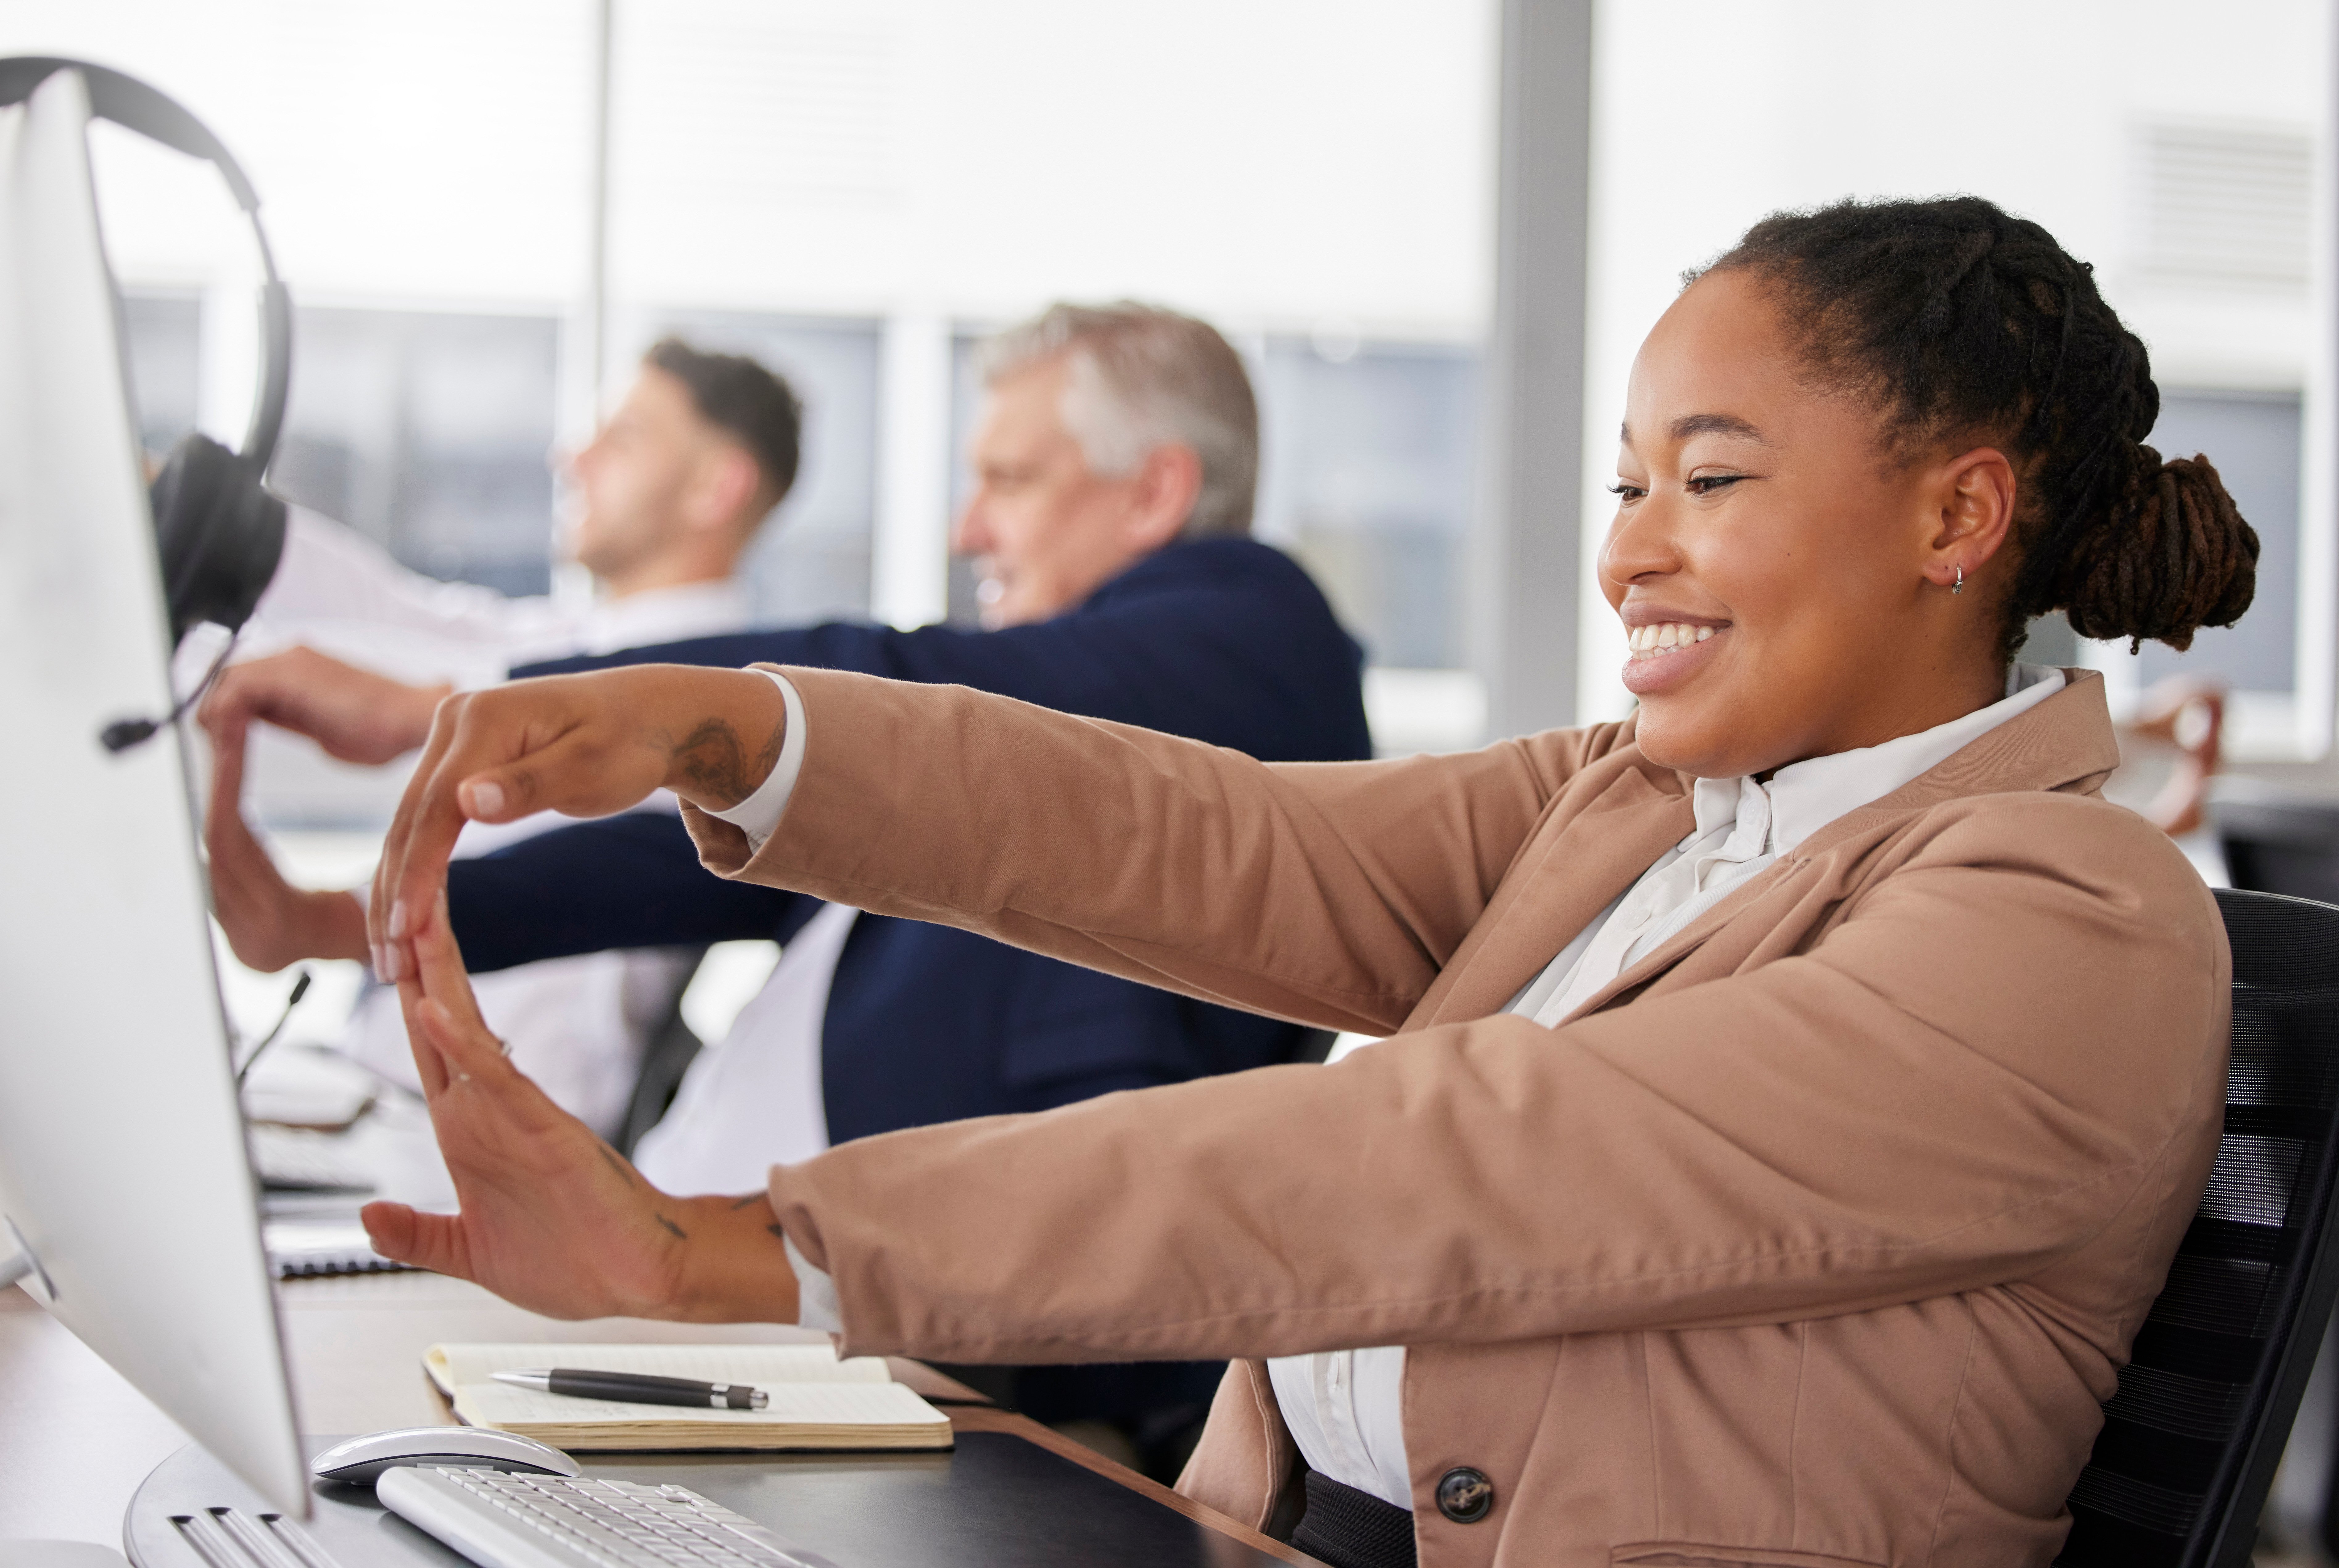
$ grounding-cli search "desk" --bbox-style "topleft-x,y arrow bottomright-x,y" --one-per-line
0,1274 -> 1303,1563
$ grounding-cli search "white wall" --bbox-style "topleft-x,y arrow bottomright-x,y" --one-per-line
605,0 -> 1496,336
5,0 -> 597,308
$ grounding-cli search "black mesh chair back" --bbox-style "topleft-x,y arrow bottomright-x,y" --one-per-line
2056,887 -> 2339,1567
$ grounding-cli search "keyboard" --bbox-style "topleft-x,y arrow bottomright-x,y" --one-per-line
376,1467 -> 841,1568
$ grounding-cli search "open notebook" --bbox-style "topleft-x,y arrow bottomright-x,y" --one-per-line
424,1342 -> 953,1451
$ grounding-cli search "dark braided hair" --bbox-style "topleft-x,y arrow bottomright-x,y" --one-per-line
1693,196 -> 2258,658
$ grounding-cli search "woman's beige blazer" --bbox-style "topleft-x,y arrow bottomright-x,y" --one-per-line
681,665 -> 2230,1568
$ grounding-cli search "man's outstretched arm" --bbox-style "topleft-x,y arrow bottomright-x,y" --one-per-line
206,720 -> 371,971
201,645 -> 451,766
448,814 -> 814,973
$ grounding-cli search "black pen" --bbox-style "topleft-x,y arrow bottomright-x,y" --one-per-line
492,1368 -> 769,1410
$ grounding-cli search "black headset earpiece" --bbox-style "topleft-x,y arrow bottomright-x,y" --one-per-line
148,435 -> 290,642
0,58 -> 295,752
0,57 -> 292,652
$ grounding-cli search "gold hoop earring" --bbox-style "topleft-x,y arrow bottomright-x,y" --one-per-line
1951,563 -> 1964,596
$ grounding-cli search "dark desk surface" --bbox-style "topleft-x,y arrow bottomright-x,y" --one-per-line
0,1273 -> 1305,1564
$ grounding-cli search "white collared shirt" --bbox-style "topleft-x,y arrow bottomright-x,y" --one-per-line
632,900 -> 855,1191
1270,664 -> 2068,1508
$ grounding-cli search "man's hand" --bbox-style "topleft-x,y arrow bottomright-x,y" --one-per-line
205,721 -> 369,971
200,646 -> 450,767
369,664 -> 785,981
361,890 -> 803,1323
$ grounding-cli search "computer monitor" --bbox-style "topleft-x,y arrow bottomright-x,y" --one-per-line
0,68 -> 309,1516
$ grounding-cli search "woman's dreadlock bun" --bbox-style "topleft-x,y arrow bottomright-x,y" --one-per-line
2057,449 -> 2257,651
1700,196 -> 2259,656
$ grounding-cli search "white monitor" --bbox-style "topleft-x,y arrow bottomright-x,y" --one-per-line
0,68 -> 307,1516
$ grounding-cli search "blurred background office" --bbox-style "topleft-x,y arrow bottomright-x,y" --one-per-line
8,0 -> 2338,1553
15,0 -> 2334,769
10,0 -> 2327,769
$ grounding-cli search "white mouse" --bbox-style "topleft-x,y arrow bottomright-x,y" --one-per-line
310,1426 -> 581,1486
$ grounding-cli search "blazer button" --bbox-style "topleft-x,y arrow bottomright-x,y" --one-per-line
1436,1467 -> 1494,1523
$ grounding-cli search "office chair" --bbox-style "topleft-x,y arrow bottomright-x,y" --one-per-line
2056,887 -> 2339,1567
617,944 -> 712,1158
2222,791 -> 2339,907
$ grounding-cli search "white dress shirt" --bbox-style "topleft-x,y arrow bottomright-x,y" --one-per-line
1269,664 -> 2069,1507
632,901 -> 856,1190
221,507 -> 753,690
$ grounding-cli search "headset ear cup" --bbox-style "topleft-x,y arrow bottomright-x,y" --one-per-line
148,434 -> 288,646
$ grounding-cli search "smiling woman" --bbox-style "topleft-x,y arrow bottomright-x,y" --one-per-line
356,196 -> 2249,1568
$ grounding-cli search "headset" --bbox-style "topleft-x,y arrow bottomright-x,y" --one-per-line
0,57 -> 292,750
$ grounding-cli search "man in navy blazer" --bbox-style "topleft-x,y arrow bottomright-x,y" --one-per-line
476,530 -> 1367,1143
204,303 -> 1371,1474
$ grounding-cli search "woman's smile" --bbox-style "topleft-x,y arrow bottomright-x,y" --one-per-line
1620,616 -> 1730,696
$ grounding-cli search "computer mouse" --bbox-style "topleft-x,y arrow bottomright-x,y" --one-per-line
310,1426 -> 581,1486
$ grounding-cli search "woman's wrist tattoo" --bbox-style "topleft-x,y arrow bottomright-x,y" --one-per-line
667,716 -> 785,808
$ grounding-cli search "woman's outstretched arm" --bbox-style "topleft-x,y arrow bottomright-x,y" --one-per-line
684,666 -> 1630,1033
371,661 -> 1629,1030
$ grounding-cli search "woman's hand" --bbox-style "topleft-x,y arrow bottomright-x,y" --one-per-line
361,890 -> 802,1324
204,720 -> 369,970
369,664 -> 786,981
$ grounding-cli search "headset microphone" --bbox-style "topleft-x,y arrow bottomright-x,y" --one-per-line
0,58 -> 296,753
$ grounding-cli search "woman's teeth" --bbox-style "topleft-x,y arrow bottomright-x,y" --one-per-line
1627,622 -> 1717,661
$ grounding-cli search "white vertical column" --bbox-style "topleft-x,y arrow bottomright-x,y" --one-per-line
1468,0 -> 1596,740
552,0 -> 618,610
586,0 -> 615,416
872,310 -> 954,630
2296,2 -> 2339,760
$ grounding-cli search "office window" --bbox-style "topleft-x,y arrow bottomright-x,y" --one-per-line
2135,390 -> 2302,695
270,308 -> 562,598
119,290 -> 201,455
625,312 -> 880,626
943,333 -> 987,626
1254,339 -> 1480,671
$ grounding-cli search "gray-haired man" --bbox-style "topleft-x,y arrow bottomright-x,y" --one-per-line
955,302 -> 1260,627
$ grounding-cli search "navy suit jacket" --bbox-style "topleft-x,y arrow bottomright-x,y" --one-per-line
448,537 -> 1372,1145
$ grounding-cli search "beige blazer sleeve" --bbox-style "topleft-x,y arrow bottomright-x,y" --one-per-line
686,666 -> 1636,1034
682,668 -> 2227,1368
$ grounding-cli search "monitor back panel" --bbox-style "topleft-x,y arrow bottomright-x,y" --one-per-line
0,68 -> 306,1516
